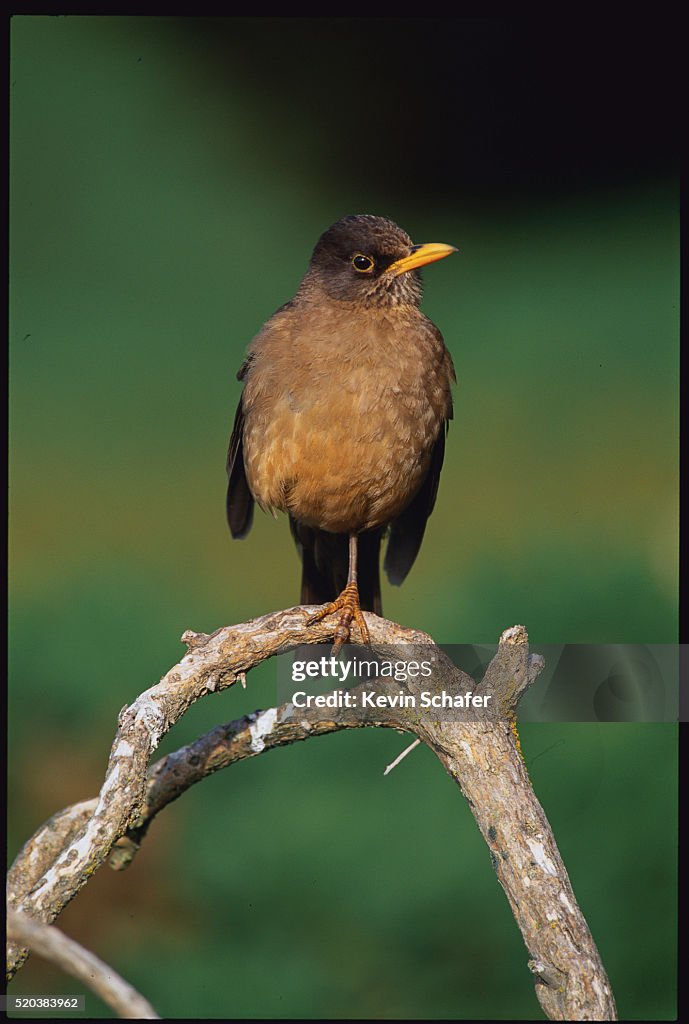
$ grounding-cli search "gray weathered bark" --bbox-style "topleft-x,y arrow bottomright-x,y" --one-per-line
7,607 -> 616,1019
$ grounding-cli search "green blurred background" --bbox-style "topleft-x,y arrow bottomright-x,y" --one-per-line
9,16 -> 677,1020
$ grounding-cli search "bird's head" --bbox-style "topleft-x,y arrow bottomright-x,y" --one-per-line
302,214 -> 457,306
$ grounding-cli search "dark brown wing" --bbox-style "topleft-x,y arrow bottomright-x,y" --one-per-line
226,358 -> 255,539
384,319 -> 454,586
383,425 -> 448,586
290,518 -> 383,615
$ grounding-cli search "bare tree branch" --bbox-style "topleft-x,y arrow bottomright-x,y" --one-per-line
6,604 -> 332,977
7,800 -> 98,909
6,909 -> 159,1019
6,607 -> 617,1019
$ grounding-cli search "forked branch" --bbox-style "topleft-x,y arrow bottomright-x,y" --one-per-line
7,607 -> 616,1020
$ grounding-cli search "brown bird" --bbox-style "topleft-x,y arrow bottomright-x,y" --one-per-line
226,214 -> 456,651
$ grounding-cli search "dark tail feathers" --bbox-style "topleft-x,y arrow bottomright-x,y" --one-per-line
289,519 -> 383,615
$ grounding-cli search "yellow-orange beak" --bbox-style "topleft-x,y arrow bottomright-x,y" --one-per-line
386,242 -> 458,277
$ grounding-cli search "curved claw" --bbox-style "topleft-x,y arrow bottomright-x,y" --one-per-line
306,581 -> 370,654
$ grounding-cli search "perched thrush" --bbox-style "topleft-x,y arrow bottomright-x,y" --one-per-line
226,214 -> 456,651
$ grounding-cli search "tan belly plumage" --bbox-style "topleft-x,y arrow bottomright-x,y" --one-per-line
241,306 -> 452,534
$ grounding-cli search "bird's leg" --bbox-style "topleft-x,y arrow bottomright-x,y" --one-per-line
306,533 -> 370,654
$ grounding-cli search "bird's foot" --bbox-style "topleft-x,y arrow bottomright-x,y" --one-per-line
306,581 -> 370,655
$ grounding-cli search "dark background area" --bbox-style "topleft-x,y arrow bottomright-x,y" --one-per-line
188,17 -> 677,198
9,15 -> 678,1020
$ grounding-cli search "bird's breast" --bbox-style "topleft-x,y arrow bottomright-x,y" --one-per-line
241,309 -> 453,534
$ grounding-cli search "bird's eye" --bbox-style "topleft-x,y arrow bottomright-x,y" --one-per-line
352,253 -> 375,273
